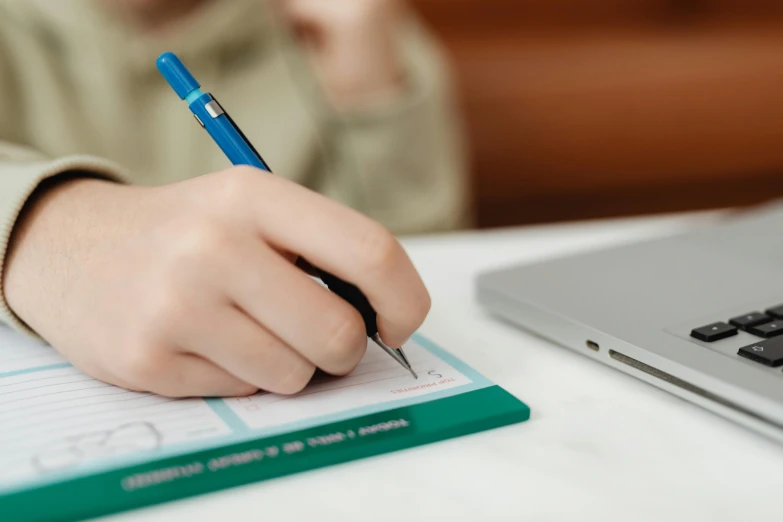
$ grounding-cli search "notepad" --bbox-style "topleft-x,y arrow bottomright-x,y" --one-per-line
0,326 -> 530,522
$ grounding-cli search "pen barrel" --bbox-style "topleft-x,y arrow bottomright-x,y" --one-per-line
316,269 -> 377,337
188,93 -> 270,171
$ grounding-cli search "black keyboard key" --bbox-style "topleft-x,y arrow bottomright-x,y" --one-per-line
765,304 -> 783,319
738,337 -> 783,367
747,321 -> 783,338
729,312 -> 771,330
691,322 -> 738,342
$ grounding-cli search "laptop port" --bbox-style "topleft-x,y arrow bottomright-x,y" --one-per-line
586,340 -> 600,352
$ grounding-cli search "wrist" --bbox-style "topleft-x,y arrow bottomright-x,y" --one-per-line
2,176 -> 128,329
314,32 -> 406,110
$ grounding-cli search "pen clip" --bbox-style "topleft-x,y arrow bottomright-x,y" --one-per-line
205,99 -> 225,119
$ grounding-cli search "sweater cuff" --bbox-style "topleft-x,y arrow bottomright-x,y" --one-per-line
0,155 -> 130,337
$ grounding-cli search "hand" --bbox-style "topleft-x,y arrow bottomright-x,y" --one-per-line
3,167 -> 430,397
278,0 -> 406,108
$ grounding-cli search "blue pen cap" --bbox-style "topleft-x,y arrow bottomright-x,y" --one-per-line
156,52 -> 200,99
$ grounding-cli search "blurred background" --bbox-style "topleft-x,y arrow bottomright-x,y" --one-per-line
409,0 -> 783,228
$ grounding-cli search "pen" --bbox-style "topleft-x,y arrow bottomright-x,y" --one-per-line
156,52 -> 417,379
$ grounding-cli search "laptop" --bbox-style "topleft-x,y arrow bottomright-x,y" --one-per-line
476,202 -> 783,443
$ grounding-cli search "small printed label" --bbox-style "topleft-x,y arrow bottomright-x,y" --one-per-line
118,414 -> 414,493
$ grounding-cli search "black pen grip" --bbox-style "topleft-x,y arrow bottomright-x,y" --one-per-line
316,269 -> 377,337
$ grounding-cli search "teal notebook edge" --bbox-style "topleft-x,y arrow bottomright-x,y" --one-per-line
2,338 -> 530,522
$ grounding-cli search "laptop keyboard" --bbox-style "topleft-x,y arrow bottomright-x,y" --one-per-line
737,340 -> 783,367
691,305 -> 783,368
690,322 -> 737,342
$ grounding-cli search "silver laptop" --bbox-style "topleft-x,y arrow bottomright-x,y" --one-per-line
476,202 -> 783,443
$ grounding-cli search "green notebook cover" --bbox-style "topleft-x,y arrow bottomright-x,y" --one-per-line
0,333 -> 530,522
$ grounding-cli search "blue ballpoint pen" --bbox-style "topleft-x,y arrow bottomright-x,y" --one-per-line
156,52 -> 416,379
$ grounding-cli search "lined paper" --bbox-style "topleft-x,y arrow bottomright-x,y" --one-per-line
0,326 -> 473,491
0,366 -> 231,487
224,341 -> 471,430
0,331 -> 67,375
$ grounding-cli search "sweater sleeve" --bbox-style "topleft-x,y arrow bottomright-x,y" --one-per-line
312,14 -> 472,236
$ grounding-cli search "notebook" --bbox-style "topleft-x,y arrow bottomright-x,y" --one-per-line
0,326 -> 530,521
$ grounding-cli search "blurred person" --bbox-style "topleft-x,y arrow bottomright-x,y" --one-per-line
0,0 -> 466,397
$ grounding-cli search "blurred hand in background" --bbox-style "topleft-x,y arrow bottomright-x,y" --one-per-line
278,0 -> 406,108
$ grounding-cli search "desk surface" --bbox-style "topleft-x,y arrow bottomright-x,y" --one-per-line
103,212 -> 783,522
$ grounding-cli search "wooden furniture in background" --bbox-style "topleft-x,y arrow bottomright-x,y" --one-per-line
411,0 -> 783,227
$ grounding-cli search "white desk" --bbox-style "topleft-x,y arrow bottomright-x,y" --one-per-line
106,212 -> 783,522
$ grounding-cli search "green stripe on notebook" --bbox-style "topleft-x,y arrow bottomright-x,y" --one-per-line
3,386 -> 529,522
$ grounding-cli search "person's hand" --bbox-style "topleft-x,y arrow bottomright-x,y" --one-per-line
277,0 -> 406,108
2,167 -> 430,397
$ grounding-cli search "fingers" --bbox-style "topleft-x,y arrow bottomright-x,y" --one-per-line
125,352 -> 259,399
224,237 -> 368,376
180,306 -> 317,395
244,172 -> 430,348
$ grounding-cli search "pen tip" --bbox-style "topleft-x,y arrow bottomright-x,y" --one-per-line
371,333 -> 417,379
395,348 -> 411,367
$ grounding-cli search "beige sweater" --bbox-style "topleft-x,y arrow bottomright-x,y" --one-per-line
0,0 -> 468,334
